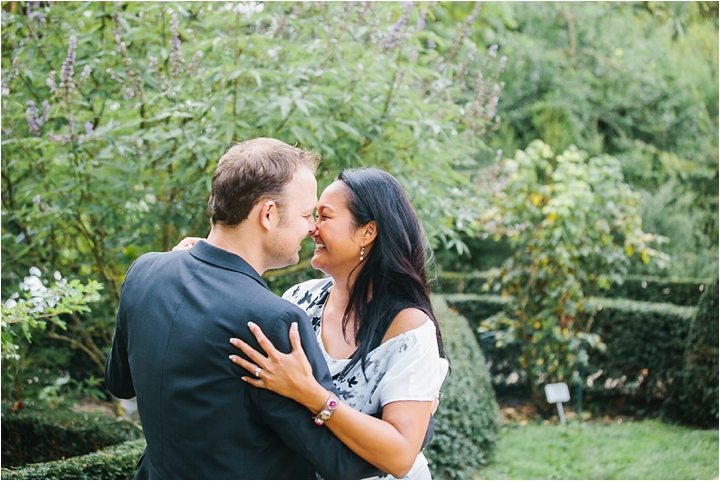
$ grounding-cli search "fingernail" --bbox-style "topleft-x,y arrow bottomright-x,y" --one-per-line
229,338 -> 238,345
248,321 -> 256,329
291,322 -> 298,331
229,355 -> 236,361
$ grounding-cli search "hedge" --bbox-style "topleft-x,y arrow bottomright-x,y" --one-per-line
443,293 -> 508,325
1,439 -> 146,480
441,294 -> 529,396
665,278 -> 719,428
425,295 -> 500,480
437,272 -> 711,306
432,271 -> 492,295
442,290 -> 701,417
580,297 -> 697,415
1,403 -> 143,468
605,275 -> 710,306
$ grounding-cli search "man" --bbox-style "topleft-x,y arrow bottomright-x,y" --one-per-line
105,138 -> 381,479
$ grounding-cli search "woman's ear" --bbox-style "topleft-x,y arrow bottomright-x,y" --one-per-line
362,221 -> 378,244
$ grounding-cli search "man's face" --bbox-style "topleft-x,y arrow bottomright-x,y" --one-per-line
267,167 -> 318,269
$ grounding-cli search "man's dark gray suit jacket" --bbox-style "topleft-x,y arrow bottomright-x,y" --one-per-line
105,240 -> 381,479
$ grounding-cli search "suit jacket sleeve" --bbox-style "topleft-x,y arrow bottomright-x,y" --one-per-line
250,307 -> 383,480
105,261 -> 138,399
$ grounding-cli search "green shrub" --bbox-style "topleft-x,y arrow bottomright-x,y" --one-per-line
426,295 -> 500,480
432,272 -> 492,295
606,275 -> 710,306
1,439 -> 145,480
583,297 -> 696,415
443,293 -> 508,323
1,403 -> 142,468
444,294 -> 527,398
440,283 -> 702,418
666,277 -> 719,428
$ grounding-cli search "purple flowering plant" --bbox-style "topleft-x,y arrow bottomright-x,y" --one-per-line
1,1 -> 509,406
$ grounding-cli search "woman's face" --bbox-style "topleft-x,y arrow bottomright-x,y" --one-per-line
310,181 -> 366,279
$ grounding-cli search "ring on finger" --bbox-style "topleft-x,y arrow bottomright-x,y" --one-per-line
254,366 -> 262,378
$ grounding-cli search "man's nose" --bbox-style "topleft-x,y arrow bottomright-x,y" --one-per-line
308,220 -> 318,236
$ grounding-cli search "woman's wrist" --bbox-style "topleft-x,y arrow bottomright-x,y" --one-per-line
312,392 -> 340,425
300,383 -> 334,415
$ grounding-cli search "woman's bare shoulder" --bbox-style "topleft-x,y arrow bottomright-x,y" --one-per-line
382,307 -> 429,343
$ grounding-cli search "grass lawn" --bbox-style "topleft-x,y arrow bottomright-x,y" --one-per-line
477,419 -> 719,479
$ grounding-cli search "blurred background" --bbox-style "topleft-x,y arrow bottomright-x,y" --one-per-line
1,2 -> 717,479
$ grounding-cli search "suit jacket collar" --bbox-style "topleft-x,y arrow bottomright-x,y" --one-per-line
189,240 -> 269,290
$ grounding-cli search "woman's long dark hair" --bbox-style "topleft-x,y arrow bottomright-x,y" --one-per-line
336,168 -> 448,378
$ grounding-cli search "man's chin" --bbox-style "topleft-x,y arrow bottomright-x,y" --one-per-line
268,255 -> 300,272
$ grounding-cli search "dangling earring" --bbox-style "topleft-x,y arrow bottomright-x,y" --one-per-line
360,246 -> 365,262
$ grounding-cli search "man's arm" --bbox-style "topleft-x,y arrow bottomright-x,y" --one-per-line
105,261 -> 139,399
249,307 -> 383,480
105,312 -> 136,399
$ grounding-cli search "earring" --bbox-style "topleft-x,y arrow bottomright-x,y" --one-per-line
360,246 -> 365,262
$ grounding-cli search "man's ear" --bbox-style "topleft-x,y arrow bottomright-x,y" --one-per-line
362,221 -> 378,245
258,200 -> 278,231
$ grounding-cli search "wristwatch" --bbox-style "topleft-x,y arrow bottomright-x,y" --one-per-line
313,392 -> 340,426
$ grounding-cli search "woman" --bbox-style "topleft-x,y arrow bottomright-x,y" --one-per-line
178,168 -> 448,479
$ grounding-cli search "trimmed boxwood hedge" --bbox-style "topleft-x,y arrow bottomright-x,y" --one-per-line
425,295 -> 500,480
665,278 -> 719,428
443,293 -> 508,325
599,275 -> 707,306
1,439 -> 146,480
441,284 -> 704,418
436,272 -> 709,306
432,271 -> 491,294
442,294 -> 527,397
1,403 -> 143,468
582,297 -> 697,415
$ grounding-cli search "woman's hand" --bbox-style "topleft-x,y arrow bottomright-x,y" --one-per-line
172,237 -> 203,251
229,322 -> 327,411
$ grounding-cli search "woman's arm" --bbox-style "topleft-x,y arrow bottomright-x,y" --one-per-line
230,321 -> 432,478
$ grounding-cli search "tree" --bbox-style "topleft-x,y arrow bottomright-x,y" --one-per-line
485,1 -> 718,278
1,1 -> 506,402
480,140 -> 668,406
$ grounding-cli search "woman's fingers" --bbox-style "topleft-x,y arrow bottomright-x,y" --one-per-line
172,237 -> 203,251
288,322 -> 305,355
228,350 -> 259,373
229,336 -> 266,367
247,321 -> 281,358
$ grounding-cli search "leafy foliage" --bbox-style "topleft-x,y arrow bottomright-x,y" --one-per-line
666,277 -> 719,428
1,268 -> 105,402
583,296 -> 696,416
480,140 -> 668,405
441,276 -> 711,419
1,438 -> 146,480
486,1 -> 718,278
426,295 -> 499,480
605,274 -> 709,306
1,1 -> 506,402
1,401 -> 142,469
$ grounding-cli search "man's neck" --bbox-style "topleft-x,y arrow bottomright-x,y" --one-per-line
206,224 -> 266,275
